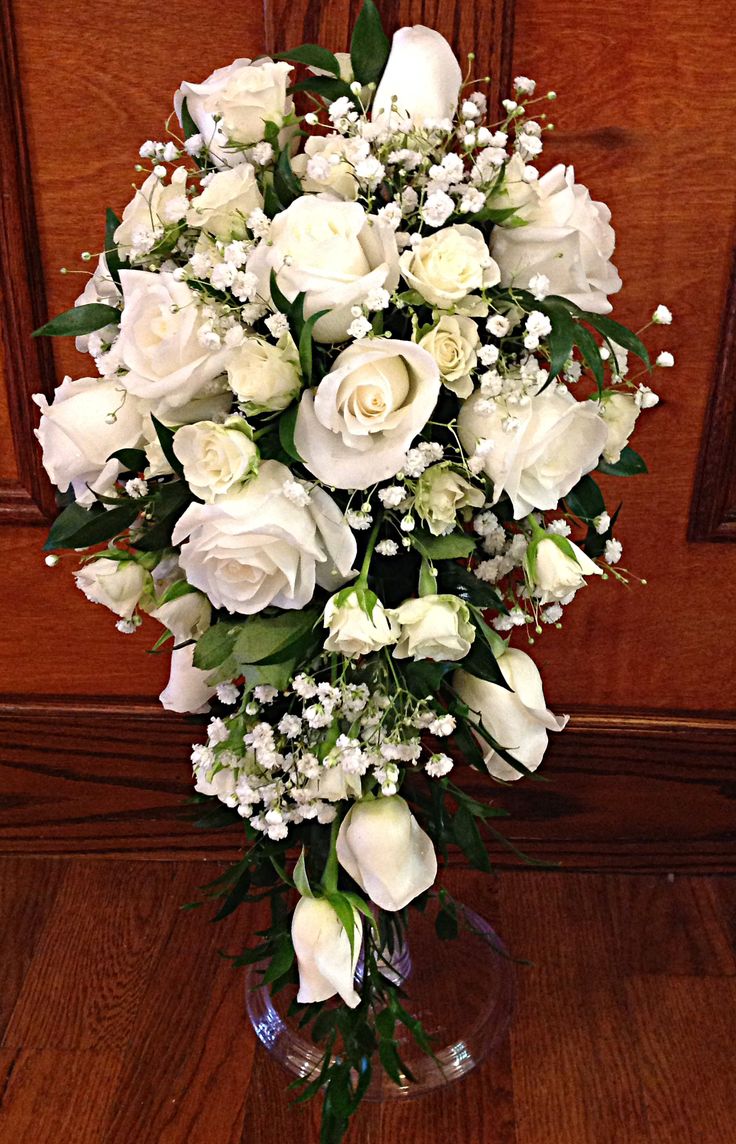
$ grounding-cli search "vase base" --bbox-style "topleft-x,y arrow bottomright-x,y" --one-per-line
245,896 -> 515,1101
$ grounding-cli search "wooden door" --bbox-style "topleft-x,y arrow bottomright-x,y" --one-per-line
1,0 -> 734,867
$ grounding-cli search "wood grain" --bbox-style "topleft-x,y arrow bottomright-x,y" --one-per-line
1,860 -> 735,1142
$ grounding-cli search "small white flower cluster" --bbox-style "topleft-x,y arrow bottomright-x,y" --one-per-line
191,675 -> 457,840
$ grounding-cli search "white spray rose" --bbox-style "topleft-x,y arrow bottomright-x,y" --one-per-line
399,225 -> 500,309
490,155 -> 622,315
418,314 -> 479,398
454,649 -> 568,781
336,796 -> 437,911
291,896 -> 361,1008
74,255 -> 121,353
248,197 -> 399,343
294,338 -> 440,490
305,767 -> 363,804
175,58 -> 294,166
600,392 -> 639,463
226,335 -> 301,413
525,536 -> 602,605
186,163 -> 263,240
323,589 -> 399,657
390,594 -> 475,661
74,558 -> 148,620
34,376 -> 144,506
372,25 -> 462,128
171,460 -> 357,614
159,644 -> 216,714
114,169 -> 188,260
292,134 -> 359,200
149,589 -> 211,641
458,386 -> 607,519
414,463 -> 484,536
116,271 -> 230,413
194,761 -> 237,800
173,417 -> 258,503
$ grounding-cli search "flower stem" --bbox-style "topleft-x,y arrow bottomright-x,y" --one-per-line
357,517 -> 382,585
321,813 -> 341,895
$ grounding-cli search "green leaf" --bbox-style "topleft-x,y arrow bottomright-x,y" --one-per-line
378,1041 -> 407,1087
298,309 -> 329,384
461,637 -> 511,691
290,75 -> 356,104
133,480 -> 192,552
565,474 -> 605,520
261,934 -> 295,986
542,301 -> 576,381
263,179 -> 284,219
32,303 -> 120,338
180,96 -> 199,140
596,445 -> 648,477
582,312 -> 651,370
350,0 -> 390,84
293,848 -> 313,899
572,321 -> 604,391
273,146 -> 303,208
106,447 -> 147,472
104,208 -> 123,288
436,561 -> 507,613
193,621 -> 241,671
435,895 -> 459,940
150,415 -> 184,477
44,502 -> 138,551
452,805 -> 491,871
467,206 -> 523,224
233,609 -> 319,666
269,269 -> 294,319
275,44 -> 341,77
277,404 -> 303,461
44,503 -> 98,552
410,529 -> 477,561
325,894 -> 358,959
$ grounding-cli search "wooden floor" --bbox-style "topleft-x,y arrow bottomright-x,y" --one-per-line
0,860 -> 734,1144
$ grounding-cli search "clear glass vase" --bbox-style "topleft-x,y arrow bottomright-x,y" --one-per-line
245,894 -> 515,1101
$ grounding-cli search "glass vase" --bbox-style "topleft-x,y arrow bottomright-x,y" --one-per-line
245,893 -> 515,1100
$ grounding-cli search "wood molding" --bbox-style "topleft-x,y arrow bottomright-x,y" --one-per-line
689,246 -> 736,541
0,696 -> 733,871
0,0 -> 57,525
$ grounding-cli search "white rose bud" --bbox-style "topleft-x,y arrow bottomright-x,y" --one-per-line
454,649 -> 568,781
390,594 -> 475,662
159,644 -> 216,714
74,558 -> 148,620
173,418 -> 259,503
186,164 -> 263,240
148,589 -> 211,641
226,335 -> 301,413
600,392 -> 640,464
114,169 -> 188,260
400,225 -> 500,309
324,589 -> 399,657
418,314 -> 480,398
336,796 -> 437,911
525,536 -> 602,605
414,463 -> 484,536
291,896 -> 361,1008
372,26 -> 462,128
291,135 -> 359,201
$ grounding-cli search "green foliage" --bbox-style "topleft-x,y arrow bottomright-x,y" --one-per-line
32,303 -> 120,338
275,44 -> 341,76
350,0 -> 390,84
44,500 -> 138,552
150,415 -> 184,476
107,447 -> 148,473
435,560 -> 508,613
410,528 -> 477,561
273,145 -> 303,207
565,474 -> 606,521
597,445 -> 648,476
104,208 -> 123,287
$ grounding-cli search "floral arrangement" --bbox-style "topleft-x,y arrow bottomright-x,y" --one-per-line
33,3 -> 674,1138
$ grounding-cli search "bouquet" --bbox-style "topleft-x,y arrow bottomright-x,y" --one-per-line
33,3 -> 674,1138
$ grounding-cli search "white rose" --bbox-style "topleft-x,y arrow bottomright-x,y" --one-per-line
336,796 -> 437,911
114,169 -> 188,260
226,335 -> 301,413
525,536 -> 602,605
74,558 -> 148,619
324,589 -> 399,657
34,376 -> 144,506
194,761 -> 237,800
175,58 -> 294,166
454,649 -> 568,780
173,417 -> 258,503
600,392 -> 639,463
372,26 -> 462,128
291,896 -> 361,1008
186,163 -> 263,240
418,314 -> 479,398
414,463 -> 484,535
400,225 -> 500,309
294,338 -> 440,490
248,197 -> 399,343
116,271 -> 230,413
390,594 -> 475,661
159,644 -> 216,714
74,254 -> 121,353
489,155 -> 622,315
171,459 -> 357,614
305,766 -> 363,804
458,386 -> 608,518
149,589 -> 211,640
292,135 -> 358,201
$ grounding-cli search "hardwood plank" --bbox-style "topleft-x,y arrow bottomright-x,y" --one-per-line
0,857 -> 64,1038
102,863 -> 259,1144
626,976 -> 736,1144
4,860 -> 185,1051
0,1047 -> 123,1144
